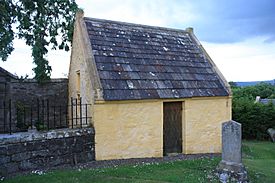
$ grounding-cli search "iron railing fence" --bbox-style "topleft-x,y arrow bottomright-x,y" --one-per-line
0,97 -> 92,134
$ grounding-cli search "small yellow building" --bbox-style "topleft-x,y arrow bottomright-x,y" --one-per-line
68,12 -> 232,160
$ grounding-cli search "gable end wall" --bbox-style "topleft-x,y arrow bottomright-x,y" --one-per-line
69,12 -> 108,126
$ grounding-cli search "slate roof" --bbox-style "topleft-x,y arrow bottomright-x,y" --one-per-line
0,67 -> 18,79
84,17 -> 229,100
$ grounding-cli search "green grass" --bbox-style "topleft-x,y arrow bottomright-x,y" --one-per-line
242,141 -> 275,183
4,158 -> 220,183
4,141 -> 274,183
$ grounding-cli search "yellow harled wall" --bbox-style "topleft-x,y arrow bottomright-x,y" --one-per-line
94,100 -> 163,160
183,97 -> 232,154
93,96 -> 231,160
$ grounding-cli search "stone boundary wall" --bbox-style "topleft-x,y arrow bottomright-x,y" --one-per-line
10,78 -> 68,105
0,128 -> 95,178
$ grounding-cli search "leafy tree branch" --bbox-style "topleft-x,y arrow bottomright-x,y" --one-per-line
0,0 -> 78,82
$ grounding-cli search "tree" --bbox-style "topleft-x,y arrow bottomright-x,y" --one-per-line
228,81 -> 237,88
231,83 -> 275,140
0,0 -> 78,82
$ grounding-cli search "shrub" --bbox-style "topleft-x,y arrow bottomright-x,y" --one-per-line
232,83 -> 275,140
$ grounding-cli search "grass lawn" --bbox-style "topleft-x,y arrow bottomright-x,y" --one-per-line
3,141 -> 274,183
242,141 -> 275,183
3,158 -> 221,183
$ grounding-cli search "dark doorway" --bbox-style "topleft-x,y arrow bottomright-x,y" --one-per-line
163,102 -> 182,155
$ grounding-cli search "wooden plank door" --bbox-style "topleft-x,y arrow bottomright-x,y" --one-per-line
163,102 -> 182,155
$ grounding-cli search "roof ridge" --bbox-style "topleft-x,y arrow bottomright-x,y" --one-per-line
84,17 -> 189,34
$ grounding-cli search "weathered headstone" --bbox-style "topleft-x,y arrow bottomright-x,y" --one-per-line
217,120 -> 248,183
267,128 -> 275,142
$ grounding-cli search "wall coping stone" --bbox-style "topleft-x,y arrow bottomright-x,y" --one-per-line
10,78 -> 68,83
0,128 -> 94,145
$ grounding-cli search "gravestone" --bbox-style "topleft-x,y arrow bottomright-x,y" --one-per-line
267,128 -> 275,142
217,120 -> 248,183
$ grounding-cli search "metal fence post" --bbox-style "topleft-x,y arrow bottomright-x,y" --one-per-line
75,98 -> 78,127
59,105 -> 62,127
65,104 -> 68,128
71,97 -> 74,129
80,97 -> 82,128
23,107 -> 26,127
3,101 -> 6,132
30,104 -> 33,129
47,99 -> 49,130
9,99 -> 12,135
42,99 -> 44,126
37,98 -> 40,124
85,104 -> 88,125
53,105 -> 56,128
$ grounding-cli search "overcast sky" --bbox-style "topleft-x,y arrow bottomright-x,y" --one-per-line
1,0 -> 274,82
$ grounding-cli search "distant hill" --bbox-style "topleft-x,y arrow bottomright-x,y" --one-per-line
235,80 -> 275,87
